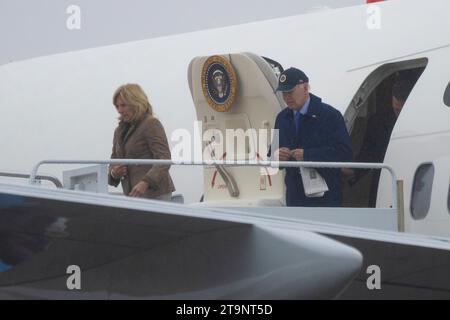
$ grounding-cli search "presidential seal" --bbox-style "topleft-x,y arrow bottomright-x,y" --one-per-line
201,55 -> 237,112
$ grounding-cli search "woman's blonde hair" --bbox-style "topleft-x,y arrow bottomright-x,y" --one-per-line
113,83 -> 153,123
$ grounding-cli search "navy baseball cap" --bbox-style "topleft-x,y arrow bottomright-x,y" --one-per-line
276,67 -> 309,92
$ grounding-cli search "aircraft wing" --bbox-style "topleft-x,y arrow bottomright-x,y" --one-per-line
0,183 -> 362,299
1,183 -> 449,299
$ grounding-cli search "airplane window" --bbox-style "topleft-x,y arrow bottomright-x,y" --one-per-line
410,163 -> 434,220
444,81 -> 450,107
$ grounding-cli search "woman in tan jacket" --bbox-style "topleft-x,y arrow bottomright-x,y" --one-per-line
108,83 -> 175,200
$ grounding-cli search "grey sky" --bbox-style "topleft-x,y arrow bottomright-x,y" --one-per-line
0,0 -> 362,65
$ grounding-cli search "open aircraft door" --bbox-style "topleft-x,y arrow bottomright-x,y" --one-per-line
188,53 -> 286,206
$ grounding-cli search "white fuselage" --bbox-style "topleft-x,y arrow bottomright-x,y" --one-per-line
1,0 -> 449,237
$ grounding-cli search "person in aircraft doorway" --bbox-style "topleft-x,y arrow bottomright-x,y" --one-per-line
347,78 -> 414,207
272,67 -> 352,207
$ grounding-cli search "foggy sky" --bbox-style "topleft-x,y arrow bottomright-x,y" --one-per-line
0,0 -> 362,64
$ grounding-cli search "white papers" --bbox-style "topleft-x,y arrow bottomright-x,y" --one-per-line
299,167 -> 329,197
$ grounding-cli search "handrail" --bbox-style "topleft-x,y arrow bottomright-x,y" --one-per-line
0,171 -> 63,188
214,164 -> 239,198
29,159 -> 398,208
204,142 -> 239,197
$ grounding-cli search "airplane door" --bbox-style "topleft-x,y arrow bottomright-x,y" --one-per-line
188,53 -> 286,206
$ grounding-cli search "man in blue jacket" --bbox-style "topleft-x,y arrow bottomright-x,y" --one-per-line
273,67 -> 352,207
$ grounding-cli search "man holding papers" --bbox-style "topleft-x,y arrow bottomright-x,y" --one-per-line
273,67 -> 352,207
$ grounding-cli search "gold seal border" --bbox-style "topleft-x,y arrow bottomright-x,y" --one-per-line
201,55 -> 237,112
